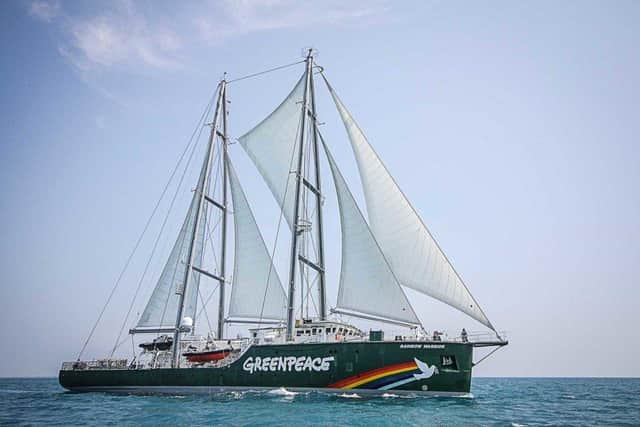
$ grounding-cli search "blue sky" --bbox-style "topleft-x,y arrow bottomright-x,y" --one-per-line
1,0 -> 639,377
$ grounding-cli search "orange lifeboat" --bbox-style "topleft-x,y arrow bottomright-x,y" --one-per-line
183,348 -> 232,363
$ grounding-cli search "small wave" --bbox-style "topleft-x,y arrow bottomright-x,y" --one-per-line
268,387 -> 298,397
382,393 -> 400,398
563,395 -> 576,399
339,393 -> 361,399
511,423 -> 527,427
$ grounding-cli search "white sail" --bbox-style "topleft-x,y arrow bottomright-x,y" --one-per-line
238,75 -> 305,230
322,138 -> 420,326
326,81 -> 494,329
136,169 -> 207,329
227,156 -> 287,321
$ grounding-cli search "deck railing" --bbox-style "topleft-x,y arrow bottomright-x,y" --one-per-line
61,359 -> 128,371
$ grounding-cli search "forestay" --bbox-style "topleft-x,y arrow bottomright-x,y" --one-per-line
136,168 -> 207,329
238,75 -> 305,230
322,137 -> 420,326
227,156 -> 287,321
325,79 -> 494,330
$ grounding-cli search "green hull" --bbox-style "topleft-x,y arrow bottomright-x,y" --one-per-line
60,341 -> 474,395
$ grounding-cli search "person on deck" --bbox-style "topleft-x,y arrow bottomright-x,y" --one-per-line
461,328 -> 468,343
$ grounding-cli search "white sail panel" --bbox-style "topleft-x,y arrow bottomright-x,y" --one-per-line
326,83 -> 494,329
322,139 -> 420,326
238,75 -> 305,229
136,169 -> 207,329
227,157 -> 287,321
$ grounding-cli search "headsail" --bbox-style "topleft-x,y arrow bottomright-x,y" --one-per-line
135,168 -> 207,329
321,136 -> 420,326
238,75 -> 305,230
324,78 -> 494,330
227,156 -> 287,321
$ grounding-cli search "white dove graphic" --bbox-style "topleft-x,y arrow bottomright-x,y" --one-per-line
413,358 -> 439,380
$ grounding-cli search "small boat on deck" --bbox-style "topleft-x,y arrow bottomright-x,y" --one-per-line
183,347 -> 235,363
138,335 -> 173,352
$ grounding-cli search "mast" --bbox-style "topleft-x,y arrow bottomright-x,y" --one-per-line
285,50 -> 313,340
218,80 -> 229,340
308,62 -> 327,320
173,82 -> 225,367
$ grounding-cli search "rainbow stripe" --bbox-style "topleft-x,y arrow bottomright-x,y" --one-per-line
328,361 -> 421,390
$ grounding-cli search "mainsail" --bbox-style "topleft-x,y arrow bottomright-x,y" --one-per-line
227,156 -> 287,321
135,168 -> 208,329
238,75 -> 305,229
321,137 -> 420,326
324,78 -> 494,330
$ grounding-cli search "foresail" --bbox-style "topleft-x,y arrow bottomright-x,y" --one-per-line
325,79 -> 494,330
322,137 -> 420,326
136,169 -> 207,329
238,75 -> 305,230
227,156 -> 287,321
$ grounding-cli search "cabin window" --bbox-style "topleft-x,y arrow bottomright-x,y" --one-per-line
332,328 -> 336,333
296,331 -> 302,336
441,355 -> 458,371
252,332 -> 257,338
325,327 -> 331,334
312,328 -> 317,335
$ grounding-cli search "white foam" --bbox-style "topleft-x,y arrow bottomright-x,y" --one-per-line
268,387 -> 298,397
339,393 -> 362,399
382,393 -> 400,398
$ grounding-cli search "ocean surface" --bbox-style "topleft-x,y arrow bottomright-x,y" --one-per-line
0,378 -> 638,426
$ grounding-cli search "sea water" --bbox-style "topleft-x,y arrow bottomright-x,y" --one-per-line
0,378 -> 638,426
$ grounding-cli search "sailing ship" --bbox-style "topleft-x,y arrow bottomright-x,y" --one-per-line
59,50 -> 507,396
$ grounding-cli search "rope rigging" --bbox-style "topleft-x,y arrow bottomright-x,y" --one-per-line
194,142 -> 225,338
153,127 -> 210,334
226,60 -> 305,84
256,93 -> 304,327
83,56 -> 334,360
110,111 -> 211,357
77,87 -> 218,360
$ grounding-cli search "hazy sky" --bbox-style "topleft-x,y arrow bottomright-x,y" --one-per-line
1,0 -> 638,378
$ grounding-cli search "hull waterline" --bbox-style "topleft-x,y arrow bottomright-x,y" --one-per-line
60,341 -> 474,395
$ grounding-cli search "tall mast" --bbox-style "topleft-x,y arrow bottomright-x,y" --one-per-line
286,51 -> 313,340
308,62 -> 327,320
218,80 -> 229,340
173,82 -> 225,367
